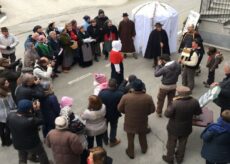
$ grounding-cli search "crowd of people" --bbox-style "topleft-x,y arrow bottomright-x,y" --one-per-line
0,8 -> 230,164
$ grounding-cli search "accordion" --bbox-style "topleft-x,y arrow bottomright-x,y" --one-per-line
180,48 -> 192,62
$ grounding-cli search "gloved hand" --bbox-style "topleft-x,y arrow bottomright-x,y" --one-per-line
6,46 -> 11,50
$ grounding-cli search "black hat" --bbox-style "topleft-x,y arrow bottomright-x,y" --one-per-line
83,15 -> 90,21
132,79 -> 144,91
98,9 -> 104,15
155,22 -> 162,27
159,54 -> 171,61
122,13 -> 129,17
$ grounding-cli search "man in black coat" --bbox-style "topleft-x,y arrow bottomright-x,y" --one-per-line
7,99 -> 50,164
213,62 -> 230,113
94,9 -> 109,43
98,78 -> 123,147
15,73 -> 44,104
144,23 -> 170,68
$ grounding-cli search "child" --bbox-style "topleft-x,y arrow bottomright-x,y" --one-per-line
203,47 -> 223,88
87,147 -> 113,164
93,73 -> 108,95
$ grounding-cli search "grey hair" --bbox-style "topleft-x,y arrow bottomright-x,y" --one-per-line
21,73 -> 34,85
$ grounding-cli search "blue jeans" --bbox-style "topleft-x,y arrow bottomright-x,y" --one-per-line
104,119 -> 118,143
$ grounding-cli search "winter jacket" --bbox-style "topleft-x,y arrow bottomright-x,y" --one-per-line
0,94 -> 15,123
81,105 -> 107,136
201,117 -> 230,163
15,84 -> 44,104
48,38 -> 61,57
206,54 -> 223,72
118,91 -> 155,133
46,129 -> 83,164
214,74 -> 230,111
33,63 -> 53,81
35,42 -> 53,59
24,35 -> 37,50
98,88 -> 123,121
0,33 -> 19,54
155,61 -> 181,85
165,96 -> 202,137
7,111 -> 43,150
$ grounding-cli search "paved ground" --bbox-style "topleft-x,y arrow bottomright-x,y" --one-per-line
1,0 -> 229,163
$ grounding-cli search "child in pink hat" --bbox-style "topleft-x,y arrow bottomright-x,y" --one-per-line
60,96 -> 73,108
93,73 -> 108,95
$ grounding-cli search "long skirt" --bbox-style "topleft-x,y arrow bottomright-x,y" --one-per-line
62,48 -> 74,70
79,43 -> 93,67
111,63 -> 124,86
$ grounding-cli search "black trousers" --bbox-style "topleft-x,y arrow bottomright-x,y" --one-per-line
0,122 -> 11,146
87,133 -> 104,149
207,70 -> 215,85
104,119 -> 118,143
2,52 -> 16,63
18,142 -> 49,164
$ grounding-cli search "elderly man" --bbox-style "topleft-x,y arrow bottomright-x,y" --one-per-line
180,39 -> 201,90
24,32 -> 39,50
118,13 -> 137,59
7,99 -> 50,164
155,54 -> 181,117
162,86 -> 202,164
118,79 -> 155,159
33,57 -> 54,81
0,27 -> 19,63
15,73 -> 44,104
213,62 -> 230,113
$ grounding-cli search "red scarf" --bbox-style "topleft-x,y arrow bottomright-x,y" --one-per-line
70,31 -> 78,41
109,50 -> 123,64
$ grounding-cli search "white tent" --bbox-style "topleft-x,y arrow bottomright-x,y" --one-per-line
132,1 -> 179,56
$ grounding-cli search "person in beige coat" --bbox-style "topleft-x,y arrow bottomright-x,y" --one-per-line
46,116 -> 84,164
118,79 -> 155,159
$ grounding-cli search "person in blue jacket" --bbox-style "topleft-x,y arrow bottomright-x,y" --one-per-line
201,109 -> 230,164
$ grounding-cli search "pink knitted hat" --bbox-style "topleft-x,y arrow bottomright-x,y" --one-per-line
60,96 -> 73,108
94,73 -> 107,84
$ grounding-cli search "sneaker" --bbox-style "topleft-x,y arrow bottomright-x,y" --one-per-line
110,139 -> 121,147
162,155 -> 174,164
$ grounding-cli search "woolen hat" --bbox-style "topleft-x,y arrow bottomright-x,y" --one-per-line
94,73 -> 107,84
55,116 -> 69,130
132,79 -> 144,91
60,96 -> 73,108
176,86 -> 191,96
17,99 -> 33,114
122,13 -> 129,17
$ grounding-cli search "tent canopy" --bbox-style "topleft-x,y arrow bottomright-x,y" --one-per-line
132,1 -> 179,56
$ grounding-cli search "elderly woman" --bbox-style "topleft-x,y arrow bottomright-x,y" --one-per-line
0,78 -> 16,146
59,24 -> 75,73
24,42 -> 40,68
81,95 -> 106,149
78,26 -> 94,67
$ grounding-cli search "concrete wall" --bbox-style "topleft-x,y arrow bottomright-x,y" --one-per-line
199,20 -> 230,50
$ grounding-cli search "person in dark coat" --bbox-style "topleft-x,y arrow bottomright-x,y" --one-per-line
40,81 -> 60,137
109,40 -> 124,86
15,73 -> 44,104
144,23 -> 170,67
201,110 -> 230,164
213,62 -> 230,113
163,86 -> 202,164
24,32 -> 39,50
118,74 -> 137,94
118,79 -> 155,159
46,21 -> 60,36
98,79 -> 123,147
94,9 -> 109,43
87,19 -> 101,62
48,31 -> 62,73
118,13 -> 137,59
7,99 -> 50,164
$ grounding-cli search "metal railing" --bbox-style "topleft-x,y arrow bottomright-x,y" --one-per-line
200,0 -> 230,24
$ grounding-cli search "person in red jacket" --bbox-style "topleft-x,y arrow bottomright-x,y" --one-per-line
109,40 -> 124,85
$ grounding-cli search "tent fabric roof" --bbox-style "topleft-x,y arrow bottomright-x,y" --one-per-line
132,1 -> 179,55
